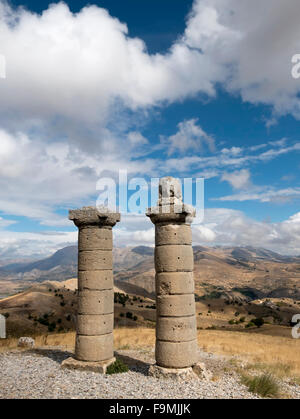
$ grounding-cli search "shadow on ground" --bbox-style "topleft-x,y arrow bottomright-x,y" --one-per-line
26,347 -> 152,376
30,348 -> 72,363
114,351 -> 151,376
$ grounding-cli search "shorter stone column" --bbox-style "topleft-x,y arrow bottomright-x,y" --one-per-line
62,206 -> 120,373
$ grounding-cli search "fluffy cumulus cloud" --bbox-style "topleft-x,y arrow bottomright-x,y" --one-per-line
0,0 -> 222,130
1,0 -> 299,132
185,0 -> 300,119
221,169 -> 251,190
161,119 -> 215,156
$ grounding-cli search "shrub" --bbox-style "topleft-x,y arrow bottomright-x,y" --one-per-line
241,374 -> 279,398
106,359 -> 129,375
3,313 -> 9,318
114,292 -> 129,305
228,319 -> 235,325
60,302 -> 65,307
37,317 -> 49,326
252,317 -> 264,328
126,312 -> 133,319
48,322 -> 56,332
119,313 -> 124,317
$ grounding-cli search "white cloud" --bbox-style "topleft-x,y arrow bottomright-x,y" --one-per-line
127,131 -> 148,146
221,169 -> 251,190
0,1 -> 223,133
0,0 -> 300,139
192,208 -> 300,255
221,147 -> 243,156
215,187 -> 300,203
184,0 -> 300,120
161,119 -> 215,156
193,225 -> 216,242
0,216 -> 16,228
0,229 -> 77,260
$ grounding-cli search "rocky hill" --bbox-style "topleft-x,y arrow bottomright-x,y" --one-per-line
1,245 -> 300,302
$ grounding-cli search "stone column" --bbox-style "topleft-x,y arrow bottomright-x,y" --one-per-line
147,177 -> 201,379
62,206 -> 120,373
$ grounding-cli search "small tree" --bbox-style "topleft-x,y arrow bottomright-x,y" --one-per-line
252,317 -> 264,328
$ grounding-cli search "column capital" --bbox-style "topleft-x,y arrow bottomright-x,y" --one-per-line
146,204 -> 195,225
69,206 -> 121,228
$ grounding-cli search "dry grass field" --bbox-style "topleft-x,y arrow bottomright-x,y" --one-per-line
1,327 -> 300,382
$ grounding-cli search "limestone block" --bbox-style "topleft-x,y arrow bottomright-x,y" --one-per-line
155,245 -> 193,272
18,337 -> 35,348
78,250 -> 112,271
78,270 -> 113,291
156,316 -> 197,342
79,227 -> 112,251
156,272 -> 194,295
75,334 -> 113,362
61,356 -> 116,374
155,224 -> 192,246
192,362 -> 213,380
148,364 -> 198,381
157,294 -> 195,317
78,289 -> 113,315
77,313 -> 114,335
156,339 -> 198,368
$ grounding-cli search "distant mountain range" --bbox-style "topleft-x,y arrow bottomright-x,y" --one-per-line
0,244 -> 300,301
0,246 -> 78,274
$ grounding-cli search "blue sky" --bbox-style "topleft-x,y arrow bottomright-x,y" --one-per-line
0,0 -> 300,258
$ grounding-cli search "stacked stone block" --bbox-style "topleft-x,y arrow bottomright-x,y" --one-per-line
147,177 -> 198,372
64,207 -> 120,370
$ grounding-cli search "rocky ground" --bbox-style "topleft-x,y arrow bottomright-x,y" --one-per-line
0,347 -> 299,399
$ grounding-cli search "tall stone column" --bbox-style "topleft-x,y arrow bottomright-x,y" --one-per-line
62,206 -> 120,373
147,177 -> 201,379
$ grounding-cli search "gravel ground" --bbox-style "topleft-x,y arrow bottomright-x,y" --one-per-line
0,347 -> 298,399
